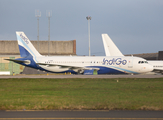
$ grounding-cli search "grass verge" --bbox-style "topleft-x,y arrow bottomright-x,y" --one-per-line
0,78 -> 163,110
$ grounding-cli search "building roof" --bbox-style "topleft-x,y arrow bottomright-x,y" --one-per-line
125,53 -> 158,60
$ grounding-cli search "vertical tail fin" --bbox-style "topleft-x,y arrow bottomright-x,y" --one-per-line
16,32 -> 41,57
102,34 -> 124,56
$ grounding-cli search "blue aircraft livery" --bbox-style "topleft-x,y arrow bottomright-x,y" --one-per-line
4,32 -> 153,75
103,58 -> 127,65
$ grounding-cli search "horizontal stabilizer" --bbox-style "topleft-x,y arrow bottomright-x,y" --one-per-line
4,59 -> 30,64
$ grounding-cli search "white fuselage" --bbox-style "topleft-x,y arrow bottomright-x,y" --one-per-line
13,32 -> 153,75
36,56 -> 153,74
148,60 -> 163,72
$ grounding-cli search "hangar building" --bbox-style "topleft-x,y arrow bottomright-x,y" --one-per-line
125,51 -> 163,60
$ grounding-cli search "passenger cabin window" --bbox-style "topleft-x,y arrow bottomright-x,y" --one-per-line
138,61 -> 148,64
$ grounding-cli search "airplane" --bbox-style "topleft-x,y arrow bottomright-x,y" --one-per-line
102,34 -> 124,56
5,32 -> 153,75
102,34 -> 163,74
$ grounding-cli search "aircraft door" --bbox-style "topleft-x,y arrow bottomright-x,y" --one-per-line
128,58 -> 133,68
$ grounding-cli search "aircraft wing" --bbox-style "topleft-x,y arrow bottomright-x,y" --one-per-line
36,62 -> 100,71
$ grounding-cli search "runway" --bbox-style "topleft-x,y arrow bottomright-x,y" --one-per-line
0,110 -> 163,120
0,74 -> 163,78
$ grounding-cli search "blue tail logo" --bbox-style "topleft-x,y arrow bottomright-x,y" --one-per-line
16,31 -> 41,58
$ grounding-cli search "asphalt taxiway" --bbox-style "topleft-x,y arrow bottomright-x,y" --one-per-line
0,110 -> 163,119
0,74 -> 163,78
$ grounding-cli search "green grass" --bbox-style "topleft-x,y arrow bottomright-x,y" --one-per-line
0,78 -> 163,110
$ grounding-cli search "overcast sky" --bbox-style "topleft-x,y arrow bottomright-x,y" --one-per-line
0,0 -> 163,56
